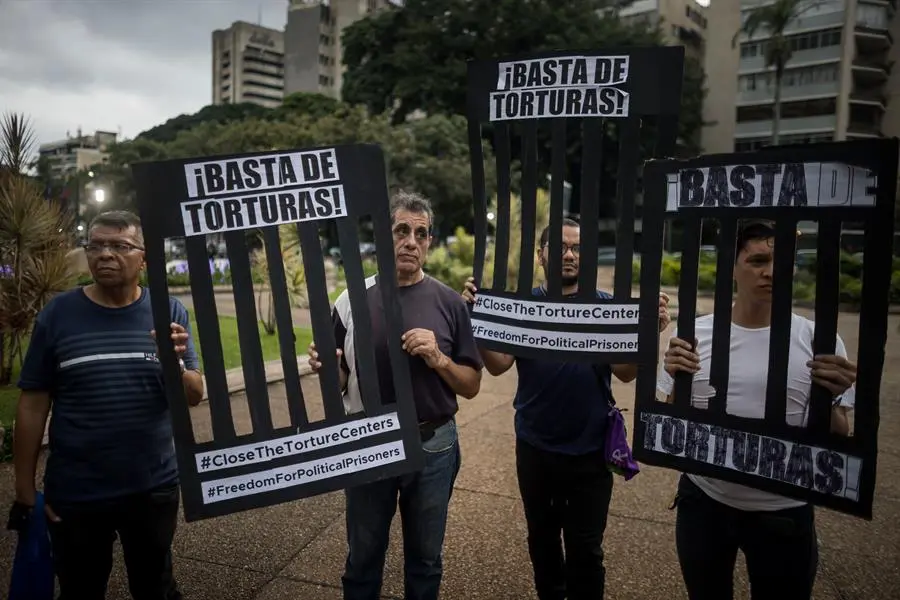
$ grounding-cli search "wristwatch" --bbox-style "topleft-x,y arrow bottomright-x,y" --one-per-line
178,358 -> 187,374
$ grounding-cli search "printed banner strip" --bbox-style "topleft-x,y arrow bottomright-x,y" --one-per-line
471,319 -> 638,353
182,149 -> 341,199
472,294 -> 640,325
640,412 -> 863,502
180,184 -> 347,237
194,413 -> 401,473
201,440 -> 406,504
666,162 -> 879,212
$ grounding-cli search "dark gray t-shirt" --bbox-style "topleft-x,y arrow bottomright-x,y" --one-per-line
333,275 -> 483,422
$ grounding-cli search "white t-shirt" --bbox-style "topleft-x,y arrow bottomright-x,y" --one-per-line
656,312 -> 855,512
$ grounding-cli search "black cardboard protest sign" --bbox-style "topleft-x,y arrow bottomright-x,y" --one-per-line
132,144 -> 424,521
633,138 -> 899,519
465,47 -> 684,363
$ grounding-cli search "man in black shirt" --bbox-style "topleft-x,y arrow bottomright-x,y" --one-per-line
308,191 -> 483,600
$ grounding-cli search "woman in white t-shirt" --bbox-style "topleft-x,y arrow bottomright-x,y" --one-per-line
658,220 -> 857,600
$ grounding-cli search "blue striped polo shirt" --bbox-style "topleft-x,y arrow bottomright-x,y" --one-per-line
17,286 -> 200,505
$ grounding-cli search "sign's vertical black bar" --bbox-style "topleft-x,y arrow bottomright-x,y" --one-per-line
468,118 -> 488,289
224,230 -> 274,437
578,119 -> 603,298
296,222 -> 344,422
707,217 -> 737,416
614,116 -> 642,299
547,118 -> 567,299
493,123 -> 512,292
763,218 -> 797,425
854,139 -> 897,519
634,160 -> 667,442
517,120 -> 539,294
654,115 -> 679,158
336,215 -> 384,416
807,218 -> 841,434
261,227 -> 308,429
367,144 -> 420,458
145,234 -> 194,446
673,217 -> 701,408
185,236 -> 236,441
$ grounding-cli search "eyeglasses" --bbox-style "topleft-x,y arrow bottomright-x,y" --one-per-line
83,242 -> 144,255
542,243 -> 580,256
392,223 -> 430,242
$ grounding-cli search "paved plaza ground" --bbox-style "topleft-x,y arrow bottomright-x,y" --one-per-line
1,299 -> 898,598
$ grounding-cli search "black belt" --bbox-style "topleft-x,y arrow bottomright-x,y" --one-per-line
418,415 -> 453,442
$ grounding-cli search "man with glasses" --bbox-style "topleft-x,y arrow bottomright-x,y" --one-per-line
8,210 -> 204,600
462,217 -> 670,600
307,191 -> 483,600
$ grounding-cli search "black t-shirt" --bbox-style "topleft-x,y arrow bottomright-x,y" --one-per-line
333,275 -> 483,422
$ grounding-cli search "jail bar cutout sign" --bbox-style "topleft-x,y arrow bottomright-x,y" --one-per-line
464,46 -> 684,364
132,143 -> 424,522
634,138 -> 899,520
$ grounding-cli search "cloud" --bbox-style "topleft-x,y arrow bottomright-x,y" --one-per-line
0,0 -> 288,148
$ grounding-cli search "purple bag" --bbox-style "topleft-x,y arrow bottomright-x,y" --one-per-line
592,364 -> 640,480
604,405 -> 640,481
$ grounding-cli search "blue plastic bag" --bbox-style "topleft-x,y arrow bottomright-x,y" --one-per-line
8,492 -> 55,600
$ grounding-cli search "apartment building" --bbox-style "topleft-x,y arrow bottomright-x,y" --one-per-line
38,129 -> 117,180
617,0 -> 709,63
212,21 -> 286,108
284,0 -> 393,99
702,0 -> 899,154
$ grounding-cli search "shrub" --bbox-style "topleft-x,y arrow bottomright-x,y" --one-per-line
0,113 -> 76,385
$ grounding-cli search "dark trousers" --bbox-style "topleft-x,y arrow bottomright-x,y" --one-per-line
673,474 -> 819,600
47,481 -> 182,600
516,438 -> 614,600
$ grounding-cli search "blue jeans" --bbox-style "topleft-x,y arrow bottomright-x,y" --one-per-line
342,419 -> 461,600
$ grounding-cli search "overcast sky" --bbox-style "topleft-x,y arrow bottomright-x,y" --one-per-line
0,0 -> 289,148
0,0 -> 710,150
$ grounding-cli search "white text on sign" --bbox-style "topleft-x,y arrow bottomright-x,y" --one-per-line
641,413 -> 862,501
183,150 -> 340,198
472,319 -> 638,353
180,186 -> 346,236
491,55 -> 631,121
179,148 -> 348,237
665,162 -> 877,211
201,440 -> 406,504
472,293 -> 640,325
194,413 -> 400,473
495,56 -> 630,90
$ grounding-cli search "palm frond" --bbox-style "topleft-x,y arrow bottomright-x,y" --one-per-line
0,112 -> 36,174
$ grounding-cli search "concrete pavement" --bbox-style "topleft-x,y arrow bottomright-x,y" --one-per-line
1,299 -> 898,598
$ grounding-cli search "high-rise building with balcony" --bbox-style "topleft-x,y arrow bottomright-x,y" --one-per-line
616,0 -> 709,63
38,129 -> 118,180
212,21 -> 286,108
702,0 -> 899,154
284,0 -> 393,99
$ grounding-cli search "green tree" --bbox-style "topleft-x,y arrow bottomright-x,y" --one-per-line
733,0 -> 820,145
341,0 -> 707,207
0,113 -> 75,384
109,106 -> 495,233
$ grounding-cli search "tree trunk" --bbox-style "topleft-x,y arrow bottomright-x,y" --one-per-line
772,64 -> 784,146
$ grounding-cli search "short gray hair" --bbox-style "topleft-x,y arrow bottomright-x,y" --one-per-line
89,210 -> 144,244
390,190 -> 434,229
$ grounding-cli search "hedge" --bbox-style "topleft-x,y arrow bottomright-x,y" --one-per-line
632,252 -> 900,306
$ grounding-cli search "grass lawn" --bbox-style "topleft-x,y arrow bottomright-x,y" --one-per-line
0,315 -> 313,427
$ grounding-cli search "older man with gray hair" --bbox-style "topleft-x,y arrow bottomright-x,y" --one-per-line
308,190 -> 484,600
